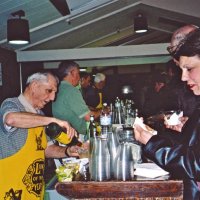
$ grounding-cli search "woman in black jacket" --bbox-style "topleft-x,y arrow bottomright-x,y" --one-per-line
134,29 -> 200,200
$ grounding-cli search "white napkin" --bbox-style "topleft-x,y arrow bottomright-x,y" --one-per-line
133,117 -> 157,135
165,111 -> 183,125
134,163 -> 169,178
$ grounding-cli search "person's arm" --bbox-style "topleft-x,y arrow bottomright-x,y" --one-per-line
143,135 -> 200,180
4,112 -> 77,138
134,124 -> 200,180
45,144 -> 79,158
84,110 -> 101,121
5,112 -> 58,128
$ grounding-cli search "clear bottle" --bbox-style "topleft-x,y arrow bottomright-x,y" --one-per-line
110,103 -> 115,124
114,97 -> 122,124
120,100 -> 126,124
100,103 -> 112,139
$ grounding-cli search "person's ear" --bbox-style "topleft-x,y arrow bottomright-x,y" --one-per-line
70,69 -> 76,77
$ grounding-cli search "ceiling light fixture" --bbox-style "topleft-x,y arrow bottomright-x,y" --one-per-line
80,68 -> 86,72
7,10 -> 30,45
134,13 -> 148,33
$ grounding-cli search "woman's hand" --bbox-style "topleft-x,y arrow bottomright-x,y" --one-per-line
164,116 -> 188,132
134,124 -> 154,145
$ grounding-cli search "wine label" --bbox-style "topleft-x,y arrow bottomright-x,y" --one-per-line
55,132 -> 72,144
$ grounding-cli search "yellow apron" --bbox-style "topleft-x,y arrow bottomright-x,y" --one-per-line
0,127 -> 47,200
96,92 -> 103,109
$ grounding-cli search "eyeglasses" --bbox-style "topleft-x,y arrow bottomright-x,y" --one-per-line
167,40 -> 185,60
167,45 -> 177,57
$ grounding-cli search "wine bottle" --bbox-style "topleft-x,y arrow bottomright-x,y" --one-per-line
88,115 -> 96,139
45,122 -> 82,146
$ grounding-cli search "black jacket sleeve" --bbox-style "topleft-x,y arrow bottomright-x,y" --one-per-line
143,107 -> 200,180
144,135 -> 200,180
142,107 -> 200,200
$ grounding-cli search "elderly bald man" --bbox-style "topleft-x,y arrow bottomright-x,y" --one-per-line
0,71 -> 81,200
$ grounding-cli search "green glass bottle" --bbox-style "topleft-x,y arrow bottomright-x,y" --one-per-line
88,115 -> 97,155
88,115 -> 96,139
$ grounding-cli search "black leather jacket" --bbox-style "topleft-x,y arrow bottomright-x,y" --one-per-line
143,107 -> 200,200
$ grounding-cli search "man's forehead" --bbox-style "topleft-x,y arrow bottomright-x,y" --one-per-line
44,76 -> 58,88
171,33 -> 185,46
75,68 -> 80,72
48,74 -> 58,83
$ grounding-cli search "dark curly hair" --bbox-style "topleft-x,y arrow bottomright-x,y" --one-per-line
175,28 -> 200,60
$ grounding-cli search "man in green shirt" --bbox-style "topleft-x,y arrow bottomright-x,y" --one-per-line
52,60 -> 101,139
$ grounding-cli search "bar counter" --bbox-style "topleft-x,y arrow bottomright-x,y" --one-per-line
55,179 -> 183,199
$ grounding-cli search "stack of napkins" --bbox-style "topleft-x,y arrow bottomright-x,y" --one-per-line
134,163 -> 169,178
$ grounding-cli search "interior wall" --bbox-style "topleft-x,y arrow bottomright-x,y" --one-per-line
0,47 -> 20,104
0,45 -> 168,112
0,47 -> 45,104
101,62 -> 168,109
21,62 -> 44,91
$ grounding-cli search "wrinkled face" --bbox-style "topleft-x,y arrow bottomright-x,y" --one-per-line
179,55 -> 200,95
81,76 -> 91,88
71,67 -> 80,86
31,75 -> 58,109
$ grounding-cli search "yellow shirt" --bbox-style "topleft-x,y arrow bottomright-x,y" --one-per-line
0,127 -> 47,200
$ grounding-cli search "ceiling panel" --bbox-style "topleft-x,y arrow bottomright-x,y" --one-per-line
0,0 -> 199,58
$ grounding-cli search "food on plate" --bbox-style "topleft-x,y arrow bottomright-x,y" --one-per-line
56,161 -> 80,182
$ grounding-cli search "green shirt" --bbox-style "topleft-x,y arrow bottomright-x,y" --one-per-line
52,81 -> 90,135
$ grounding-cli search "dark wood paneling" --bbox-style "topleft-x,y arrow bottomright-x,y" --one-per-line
0,47 -> 20,104
0,47 -> 44,104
